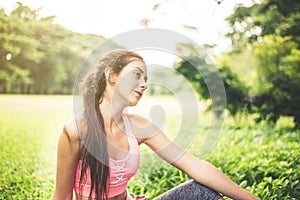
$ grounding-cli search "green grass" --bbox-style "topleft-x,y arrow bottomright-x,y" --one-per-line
0,95 -> 299,199
128,112 -> 300,199
0,95 -> 72,199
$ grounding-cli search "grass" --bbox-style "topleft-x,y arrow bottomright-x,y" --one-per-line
0,95 -> 72,199
0,95 -> 299,199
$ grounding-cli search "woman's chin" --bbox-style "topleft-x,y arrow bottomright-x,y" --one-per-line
127,96 -> 141,106
129,98 -> 143,106
127,101 -> 138,107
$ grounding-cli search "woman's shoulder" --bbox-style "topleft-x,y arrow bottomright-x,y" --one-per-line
125,114 -> 161,140
126,113 -> 150,125
64,113 -> 87,141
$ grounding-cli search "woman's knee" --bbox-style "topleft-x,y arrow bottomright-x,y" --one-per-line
154,180 -> 222,200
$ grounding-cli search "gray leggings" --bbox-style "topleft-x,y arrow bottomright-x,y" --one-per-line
153,180 -> 222,200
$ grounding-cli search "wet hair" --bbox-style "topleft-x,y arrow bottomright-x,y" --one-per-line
78,49 -> 144,199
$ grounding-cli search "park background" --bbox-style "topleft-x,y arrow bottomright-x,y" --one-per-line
0,0 -> 299,199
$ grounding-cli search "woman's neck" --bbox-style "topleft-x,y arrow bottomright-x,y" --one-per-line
99,96 -> 125,134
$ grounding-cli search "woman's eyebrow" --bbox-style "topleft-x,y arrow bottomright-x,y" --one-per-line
135,67 -> 145,74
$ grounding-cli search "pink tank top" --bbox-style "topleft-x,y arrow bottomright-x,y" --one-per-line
73,114 -> 140,198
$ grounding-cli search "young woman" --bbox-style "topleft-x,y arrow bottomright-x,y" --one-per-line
52,49 -> 260,200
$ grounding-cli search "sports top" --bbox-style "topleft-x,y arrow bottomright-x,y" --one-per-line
73,114 -> 140,198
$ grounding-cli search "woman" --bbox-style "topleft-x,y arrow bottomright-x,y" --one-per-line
52,49 -> 259,200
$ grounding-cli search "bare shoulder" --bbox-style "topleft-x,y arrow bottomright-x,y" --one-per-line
64,113 -> 87,142
126,114 -> 161,143
127,114 -> 151,126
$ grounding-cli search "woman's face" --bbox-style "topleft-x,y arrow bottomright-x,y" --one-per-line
112,60 -> 148,106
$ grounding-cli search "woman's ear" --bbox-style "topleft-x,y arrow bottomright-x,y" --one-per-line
105,68 -> 117,85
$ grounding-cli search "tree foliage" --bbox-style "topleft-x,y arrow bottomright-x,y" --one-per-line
0,3 -> 108,94
226,0 -> 300,52
174,0 -> 300,128
252,35 -> 300,125
224,0 -> 300,127
174,50 -> 248,116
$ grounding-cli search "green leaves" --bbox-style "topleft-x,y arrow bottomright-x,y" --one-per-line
222,0 -> 300,127
210,124 -> 300,200
174,55 -> 248,116
250,35 -> 300,126
0,3 -> 108,94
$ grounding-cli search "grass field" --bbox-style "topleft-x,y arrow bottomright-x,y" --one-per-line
0,95 -> 72,199
0,95 -> 299,199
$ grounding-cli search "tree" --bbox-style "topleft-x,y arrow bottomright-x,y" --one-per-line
226,0 -> 300,127
226,0 -> 300,52
0,3 -> 109,94
174,45 -> 248,116
252,35 -> 300,126
0,5 -> 39,93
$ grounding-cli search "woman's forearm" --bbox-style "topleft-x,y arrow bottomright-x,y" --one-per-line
194,160 -> 259,200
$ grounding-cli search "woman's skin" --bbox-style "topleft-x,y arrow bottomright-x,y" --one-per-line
53,60 -> 259,200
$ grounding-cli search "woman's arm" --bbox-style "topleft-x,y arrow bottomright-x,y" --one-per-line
131,115 -> 259,200
52,119 -> 81,200
171,152 -> 259,200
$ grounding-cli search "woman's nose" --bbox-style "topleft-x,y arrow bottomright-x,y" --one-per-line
140,82 -> 148,91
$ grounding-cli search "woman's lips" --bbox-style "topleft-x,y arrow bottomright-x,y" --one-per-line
134,90 -> 142,97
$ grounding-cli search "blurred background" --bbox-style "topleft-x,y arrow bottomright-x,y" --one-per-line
1,0 -> 299,127
0,0 -> 299,199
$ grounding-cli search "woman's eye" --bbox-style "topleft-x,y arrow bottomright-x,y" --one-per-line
134,72 -> 141,78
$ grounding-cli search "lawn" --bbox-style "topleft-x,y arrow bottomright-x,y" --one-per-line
0,95 -> 299,199
0,95 -> 72,199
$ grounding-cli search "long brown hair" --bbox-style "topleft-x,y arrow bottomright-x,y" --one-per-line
78,49 -> 144,199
